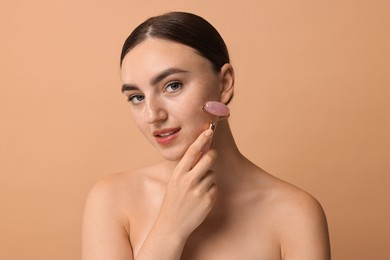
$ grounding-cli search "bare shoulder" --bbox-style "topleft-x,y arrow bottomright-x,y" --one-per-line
85,162 -> 166,215
81,171 -> 136,260
85,169 -> 143,208
258,173 -> 331,259
82,163 -> 166,260
264,175 -> 326,222
83,168 -> 148,237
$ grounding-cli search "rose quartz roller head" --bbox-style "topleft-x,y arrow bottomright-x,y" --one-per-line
202,101 -> 230,131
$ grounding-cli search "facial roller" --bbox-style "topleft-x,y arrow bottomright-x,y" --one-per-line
202,101 -> 230,131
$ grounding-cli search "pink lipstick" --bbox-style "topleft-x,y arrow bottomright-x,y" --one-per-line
153,128 -> 181,145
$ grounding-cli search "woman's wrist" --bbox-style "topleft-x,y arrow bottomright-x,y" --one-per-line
134,223 -> 188,260
151,219 -> 190,243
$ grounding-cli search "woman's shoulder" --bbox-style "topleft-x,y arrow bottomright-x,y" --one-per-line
83,163 -> 168,231
83,169 -> 144,218
86,162 -> 167,200
242,166 -> 321,210
251,171 -> 327,224
241,166 -> 328,231
266,174 -> 325,220
254,171 -> 330,257
82,165 -> 167,258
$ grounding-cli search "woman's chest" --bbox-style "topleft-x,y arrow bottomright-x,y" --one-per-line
129,204 -> 281,260
180,210 -> 281,260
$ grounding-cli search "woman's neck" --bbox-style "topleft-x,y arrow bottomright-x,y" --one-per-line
161,120 -> 253,190
208,120 -> 254,191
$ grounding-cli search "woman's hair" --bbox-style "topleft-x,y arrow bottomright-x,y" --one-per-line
120,11 -> 230,73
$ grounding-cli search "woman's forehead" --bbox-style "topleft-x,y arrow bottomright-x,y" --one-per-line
123,38 -> 201,64
121,38 -> 213,81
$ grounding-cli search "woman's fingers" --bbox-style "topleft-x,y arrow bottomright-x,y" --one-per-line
197,170 -> 216,194
190,149 -> 217,182
157,129 -> 218,238
175,128 -> 214,173
195,170 -> 217,210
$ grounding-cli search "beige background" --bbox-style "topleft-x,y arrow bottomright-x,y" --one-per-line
1,0 -> 389,259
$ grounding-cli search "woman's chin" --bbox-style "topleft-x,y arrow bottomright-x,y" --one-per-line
157,146 -> 187,162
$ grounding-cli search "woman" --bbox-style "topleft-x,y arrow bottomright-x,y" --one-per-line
82,11 -> 331,260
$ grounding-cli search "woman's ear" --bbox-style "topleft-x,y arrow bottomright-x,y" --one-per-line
219,63 -> 235,105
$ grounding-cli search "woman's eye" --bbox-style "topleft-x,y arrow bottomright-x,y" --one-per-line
128,95 -> 145,104
165,82 -> 182,93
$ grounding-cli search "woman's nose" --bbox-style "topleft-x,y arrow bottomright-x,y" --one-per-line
144,99 -> 167,124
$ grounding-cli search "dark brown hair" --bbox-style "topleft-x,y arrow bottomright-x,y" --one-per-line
120,11 -> 230,72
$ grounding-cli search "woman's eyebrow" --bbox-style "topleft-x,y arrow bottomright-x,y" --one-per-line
121,84 -> 138,93
150,68 -> 189,86
121,68 -> 189,93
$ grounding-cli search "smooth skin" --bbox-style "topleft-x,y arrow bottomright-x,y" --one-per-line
82,38 -> 331,260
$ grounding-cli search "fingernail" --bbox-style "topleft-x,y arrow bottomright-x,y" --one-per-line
205,128 -> 213,136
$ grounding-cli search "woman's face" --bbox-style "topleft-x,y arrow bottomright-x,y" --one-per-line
121,38 -> 222,161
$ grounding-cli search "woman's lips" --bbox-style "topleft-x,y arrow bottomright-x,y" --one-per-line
153,128 -> 181,145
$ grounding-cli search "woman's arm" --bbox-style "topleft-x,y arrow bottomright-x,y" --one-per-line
81,180 -> 133,260
82,128 -> 217,260
134,128 -> 217,259
280,192 -> 331,260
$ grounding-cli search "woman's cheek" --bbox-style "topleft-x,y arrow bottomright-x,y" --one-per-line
132,112 -> 148,133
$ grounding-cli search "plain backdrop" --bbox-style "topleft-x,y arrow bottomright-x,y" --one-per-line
1,0 -> 389,259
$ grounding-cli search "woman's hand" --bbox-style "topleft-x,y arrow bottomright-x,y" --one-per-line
155,128 -> 218,239
131,128 -> 217,259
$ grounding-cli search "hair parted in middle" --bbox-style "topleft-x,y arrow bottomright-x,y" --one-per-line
120,11 -> 230,73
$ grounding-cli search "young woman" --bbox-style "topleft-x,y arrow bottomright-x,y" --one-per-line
82,11 -> 331,260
